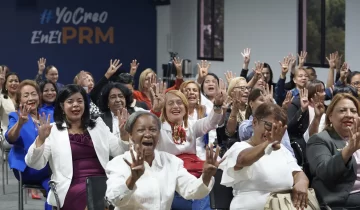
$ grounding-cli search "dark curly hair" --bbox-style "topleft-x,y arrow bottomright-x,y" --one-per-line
98,82 -> 133,113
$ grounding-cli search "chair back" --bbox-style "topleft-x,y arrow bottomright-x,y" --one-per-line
86,176 -> 114,210
209,169 -> 233,209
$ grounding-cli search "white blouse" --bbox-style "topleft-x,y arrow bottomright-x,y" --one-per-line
156,109 -> 222,156
106,150 -> 214,210
0,94 -> 15,134
219,142 -> 301,210
303,106 -> 326,143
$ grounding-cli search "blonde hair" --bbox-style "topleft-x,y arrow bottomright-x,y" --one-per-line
179,80 -> 206,119
325,93 -> 360,131
227,77 -> 247,96
138,68 -> 155,92
73,71 -> 94,85
160,90 -> 189,128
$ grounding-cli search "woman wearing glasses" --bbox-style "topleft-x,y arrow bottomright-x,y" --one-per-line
219,102 -> 309,210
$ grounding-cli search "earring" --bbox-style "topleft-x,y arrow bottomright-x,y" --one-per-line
197,99 -> 200,105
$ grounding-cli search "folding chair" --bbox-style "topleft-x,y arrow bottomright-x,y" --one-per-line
209,169 -> 233,210
86,176 -> 114,210
1,134 -> 11,194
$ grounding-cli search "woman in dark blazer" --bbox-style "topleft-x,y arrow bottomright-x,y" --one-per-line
307,93 -> 360,209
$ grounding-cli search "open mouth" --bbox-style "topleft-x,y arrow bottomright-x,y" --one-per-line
343,121 -> 353,126
72,110 -> 81,115
208,87 -> 215,92
171,110 -> 181,115
27,102 -> 36,107
142,141 -> 153,147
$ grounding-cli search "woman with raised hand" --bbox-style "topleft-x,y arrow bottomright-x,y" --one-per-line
220,102 -> 309,210
106,111 -> 222,210
25,84 -> 129,210
35,57 -> 64,90
38,80 -> 58,123
5,80 -> 52,210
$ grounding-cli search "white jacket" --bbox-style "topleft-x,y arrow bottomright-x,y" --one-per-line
25,117 -> 128,207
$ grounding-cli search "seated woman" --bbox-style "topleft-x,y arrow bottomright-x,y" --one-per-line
5,80 -> 52,210
35,58 -> 64,89
98,82 -> 145,137
307,93 -> 360,209
38,80 -> 58,123
25,84 -> 128,210
220,102 -> 309,210
106,111 -> 222,210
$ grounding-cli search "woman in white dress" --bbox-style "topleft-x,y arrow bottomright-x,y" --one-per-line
219,102 -> 309,210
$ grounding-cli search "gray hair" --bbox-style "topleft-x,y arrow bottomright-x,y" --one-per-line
125,111 -> 161,133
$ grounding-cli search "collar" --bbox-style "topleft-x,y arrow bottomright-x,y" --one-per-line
153,150 -> 163,168
291,88 -> 300,96
162,120 -> 187,131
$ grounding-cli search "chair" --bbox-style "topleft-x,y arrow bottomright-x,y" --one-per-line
86,176 -> 114,210
209,169 -> 233,210
1,134 -> 11,194
18,171 -> 61,210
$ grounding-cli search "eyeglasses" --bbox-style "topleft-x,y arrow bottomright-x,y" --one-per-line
351,81 -> 360,87
259,119 -> 273,131
233,86 -> 252,91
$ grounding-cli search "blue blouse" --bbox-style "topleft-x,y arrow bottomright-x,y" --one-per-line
39,104 -> 55,122
5,112 -> 54,171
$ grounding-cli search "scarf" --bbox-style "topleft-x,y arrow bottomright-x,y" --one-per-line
169,122 -> 187,145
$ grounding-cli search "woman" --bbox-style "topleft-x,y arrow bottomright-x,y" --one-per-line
38,80 -> 58,123
106,111 -> 222,210
98,82 -> 144,137
5,80 -> 52,210
25,84 -> 129,209
35,58 -> 64,89
201,73 -> 219,104
133,68 -> 156,109
220,102 -> 309,210
239,88 -> 294,155
218,77 -> 250,151
0,72 -> 19,139
74,71 -> 101,118
307,93 -> 360,208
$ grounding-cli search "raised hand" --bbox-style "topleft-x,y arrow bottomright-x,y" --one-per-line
241,48 -> 251,69
298,51 -> 308,67
279,56 -> 291,77
173,57 -> 183,78
197,60 -> 211,84
37,57 -> 46,74
0,66 -> 6,87
282,91 -> 294,111
129,59 -> 140,76
123,144 -> 145,184
266,121 -> 287,151
105,59 -> 122,79
312,93 -> 325,117
202,144 -> 225,183
36,112 -> 52,144
17,104 -> 31,126
300,88 -> 309,112
347,118 -> 360,153
214,79 -> 227,107
261,84 -> 274,103
117,108 -> 130,141
326,52 -> 336,69
150,81 -> 167,113
335,51 -> 343,71
224,71 -> 236,84
232,91 -> 242,111
76,71 -> 88,86
253,61 -> 264,81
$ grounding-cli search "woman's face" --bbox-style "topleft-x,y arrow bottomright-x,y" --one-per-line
293,69 -> 309,88
42,83 -> 57,104
350,74 -> 360,93
329,98 -> 358,138
130,115 -> 160,157
262,67 -> 271,83
83,74 -> 94,92
63,92 -> 85,123
183,83 -> 199,106
253,114 -> 277,143
249,95 -> 265,113
254,75 -> 265,90
231,80 -> 250,104
203,75 -> 218,98
165,93 -> 186,124
311,84 -> 326,104
6,75 -> 20,94
108,88 -> 126,114
46,67 -> 59,84
143,73 -> 155,89
20,85 -> 39,112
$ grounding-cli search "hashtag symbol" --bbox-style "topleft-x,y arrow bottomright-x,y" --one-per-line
40,9 -> 53,24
